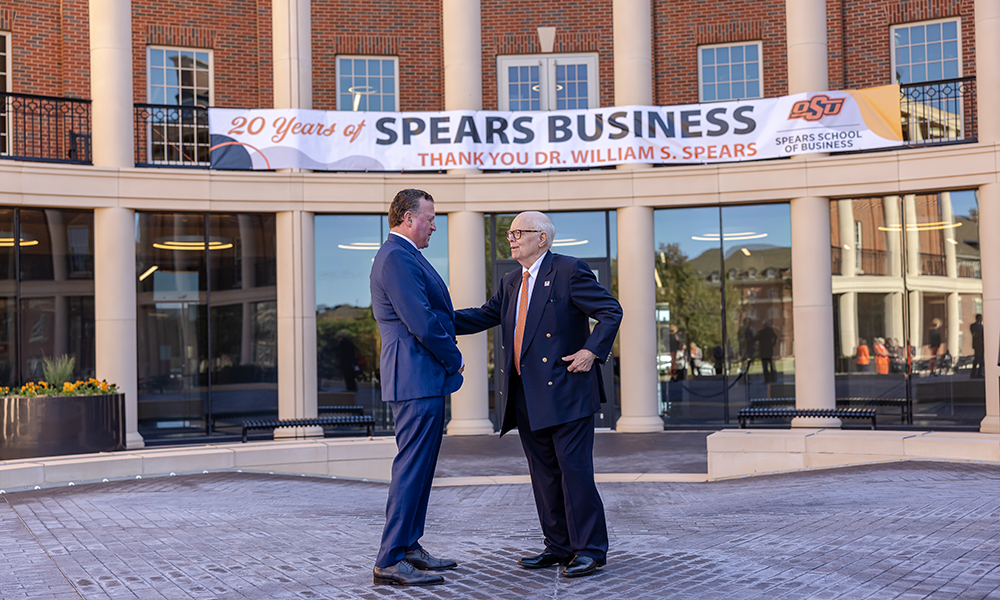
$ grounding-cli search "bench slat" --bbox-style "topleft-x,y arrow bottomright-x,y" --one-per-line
241,415 -> 375,442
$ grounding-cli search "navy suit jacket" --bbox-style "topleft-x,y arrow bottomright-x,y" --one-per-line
370,234 -> 463,402
455,252 -> 622,434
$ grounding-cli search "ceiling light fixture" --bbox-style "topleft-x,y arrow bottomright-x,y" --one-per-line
691,231 -> 769,241
552,238 -> 589,247
338,242 -> 382,250
139,265 -> 159,281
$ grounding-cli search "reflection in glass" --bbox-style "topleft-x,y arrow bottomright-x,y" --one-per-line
314,214 -> 449,432
17,209 -> 95,384
830,191 -> 983,427
137,213 -> 209,437
654,204 -> 794,426
0,209 -> 16,384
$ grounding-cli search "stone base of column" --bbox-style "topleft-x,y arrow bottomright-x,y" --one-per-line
126,432 -> 145,449
275,426 -> 326,439
446,418 -> 495,436
790,417 -> 841,429
615,415 -> 664,433
980,415 -> 1000,434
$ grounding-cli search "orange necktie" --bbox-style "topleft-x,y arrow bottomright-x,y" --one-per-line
514,271 -> 530,375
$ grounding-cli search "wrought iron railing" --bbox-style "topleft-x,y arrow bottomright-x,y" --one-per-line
0,92 -> 92,164
899,77 -> 976,146
857,248 -> 888,275
134,103 -> 210,168
830,246 -> 842,275
919,252 -> 947,276
957,257 -> 981,278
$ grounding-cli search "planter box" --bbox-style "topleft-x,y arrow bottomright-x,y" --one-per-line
1,393 -> 125,460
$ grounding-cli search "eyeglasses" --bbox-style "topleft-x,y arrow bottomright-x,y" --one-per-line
505,229 -> 541,241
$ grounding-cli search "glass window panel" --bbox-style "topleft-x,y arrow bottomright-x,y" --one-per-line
717,83 -> 730,101
926,22 -> 941,42
895,28 -> 910,46
911,25 -> 925,44
703,85 -> 716,102
732,82 -> 745,98
151,87 -> 166,108
943,40 -> 958,60
731,45 -> 744,63
717,65 -> 730,82
746,44 -> 758,61
731,63 -> 744,80
746,62 -> 759,80
927,42 -> 942,61
911,44 -> 926,64
896,47 -> 909,66
927,62 -> 942,81
383,59 -> 394,76
369,59 -> 380,76
165,69 -> 178,87
716,47 -> 729,63
943,60 -> 959,79
911,63 -> 926,83
896,65 -> 910,83
151,48 -> 164,67
578,98 -> 588,109
567,81 -> 577,98
702,67 -> 715,84
746,80 -> 760,98
556,64 -> 565,80
578,64 -> 587,79
355,60 -> 366,76
943,20 -> 957,40
340,59 -> 352,75
702,48 -> 715,65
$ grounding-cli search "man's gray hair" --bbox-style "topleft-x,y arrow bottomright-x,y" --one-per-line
520,211 -> 556,249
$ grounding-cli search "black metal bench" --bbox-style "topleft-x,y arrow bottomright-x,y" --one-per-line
750,397 -> 909,424
738,407 -> 877,429
317,405 -> 366,416
241,415 -> 375,442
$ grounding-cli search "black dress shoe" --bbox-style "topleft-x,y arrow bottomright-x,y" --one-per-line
373,560 -> 445,585
518,552 -> 573,569
405,547 -> 458,570
561,555 -> 605,578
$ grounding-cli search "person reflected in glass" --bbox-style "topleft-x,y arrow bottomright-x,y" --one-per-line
741,318 -> 756,373
927,318 -> 943,375
970,314 -> 984,379
688,341 -> 703,377
855,338 -> 871,373
668,324 -> 684,381
334,331 -> 359,392
874,337 -> 889,375
756,320 -> 778,384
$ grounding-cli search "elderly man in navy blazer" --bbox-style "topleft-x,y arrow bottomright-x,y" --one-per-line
455,211 -> 622,578
370,189 -> 464,586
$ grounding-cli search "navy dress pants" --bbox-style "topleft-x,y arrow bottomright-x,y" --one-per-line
375,396 -> 446,567
511,374 -> 608,561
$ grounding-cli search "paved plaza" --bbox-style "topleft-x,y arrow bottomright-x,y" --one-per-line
4,433 -> 1000,599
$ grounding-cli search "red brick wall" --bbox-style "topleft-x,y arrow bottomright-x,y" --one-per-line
481,0 -> 614,111
1,0 -> 90,98
132,0 -> 272,108
653,0 -> 787,105
834,0 -> 975,90
311,0 -> 443,111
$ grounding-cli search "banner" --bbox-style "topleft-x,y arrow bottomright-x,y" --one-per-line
209,85 -> 903,171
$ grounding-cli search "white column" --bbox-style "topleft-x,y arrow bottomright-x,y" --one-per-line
904,195 -> 920,277
909,290 -> 923,350
836,199 -> 857,357
976,0 -> 1000,144
979,183 -> 1000,432
276,211 -> 319,433
883,197 -> 905,345
785,0 -> 828,95
272,0 -> 312,110
614,0 -> 652,169
446,212 -> 493,435
941,192 -> 961,358
615,206 -> 661,432
975,0 -> 1000,432
95,207 -> 143,448
885,293 -> 905,346
790,197 -> 838,424
89,0 -> 133,167
443,0 -> 482,112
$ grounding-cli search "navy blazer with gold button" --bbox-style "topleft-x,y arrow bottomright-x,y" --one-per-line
455,251 -> 622,435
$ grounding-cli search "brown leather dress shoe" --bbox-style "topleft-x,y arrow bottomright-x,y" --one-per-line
405,547 -> 458,570
373,560 -> 445,585
561,555 -> 605,578
518,551 -> 573,569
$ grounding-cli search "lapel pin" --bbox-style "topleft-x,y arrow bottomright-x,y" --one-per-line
544,281 -> 550,287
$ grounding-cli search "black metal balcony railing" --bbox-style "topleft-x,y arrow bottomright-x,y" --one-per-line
920,252 -> 947,276
134,103 -> 210,168
957,257 -> 981,278
830,246 -> 842,275
899,76 -> 977,146
857,248 -> 888,275
0,92 -> 92,164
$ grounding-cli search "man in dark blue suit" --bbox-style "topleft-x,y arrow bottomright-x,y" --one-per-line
455,211 -> 622,578
370,189 -> 464,586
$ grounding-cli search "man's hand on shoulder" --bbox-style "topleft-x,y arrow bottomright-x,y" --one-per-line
562,349 -> 597,373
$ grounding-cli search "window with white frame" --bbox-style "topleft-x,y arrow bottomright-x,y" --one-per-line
1,32 -> 10,155
336,56 -> 398,111
145,46 -> 212,165
497,54 -> 598,111
698,42 -> 762,102
892,19 -> 960,84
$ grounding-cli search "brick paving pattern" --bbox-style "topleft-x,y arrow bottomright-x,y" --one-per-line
3,462 -> 1000,599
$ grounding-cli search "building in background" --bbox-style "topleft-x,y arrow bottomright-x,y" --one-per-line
0,0 -> 998,448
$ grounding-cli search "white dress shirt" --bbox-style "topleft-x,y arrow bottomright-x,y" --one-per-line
515,251 -> 548,326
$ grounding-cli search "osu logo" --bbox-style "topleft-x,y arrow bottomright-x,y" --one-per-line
788,94 -> 846,122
